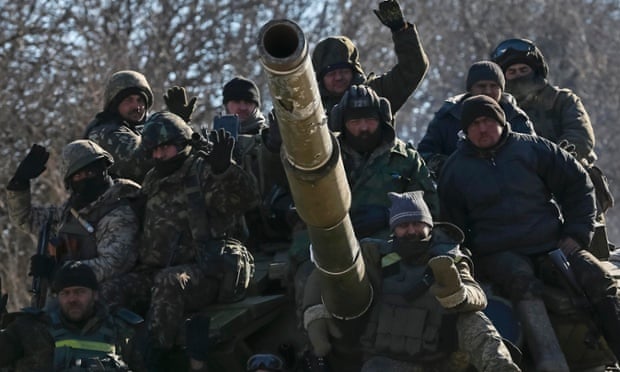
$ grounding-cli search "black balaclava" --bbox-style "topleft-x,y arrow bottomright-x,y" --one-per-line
70,161 -> 113,209
154,144 -> 191,177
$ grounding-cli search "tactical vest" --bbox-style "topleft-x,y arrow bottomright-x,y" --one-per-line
55,185 -> 135,262
361,262 -> 454,361
49,312 -> 128,371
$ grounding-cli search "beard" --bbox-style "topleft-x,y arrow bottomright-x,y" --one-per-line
343,128 -> 383,154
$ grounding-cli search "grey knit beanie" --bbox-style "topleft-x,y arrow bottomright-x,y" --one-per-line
388,191 -> 433,230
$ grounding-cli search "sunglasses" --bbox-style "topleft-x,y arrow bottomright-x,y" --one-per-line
491,38 -> 536,61
246,353 -> 284,371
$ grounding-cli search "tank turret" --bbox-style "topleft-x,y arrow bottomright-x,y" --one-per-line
257,19 -> 373,320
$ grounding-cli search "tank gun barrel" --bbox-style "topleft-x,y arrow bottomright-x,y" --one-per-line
258,19 -> 372,320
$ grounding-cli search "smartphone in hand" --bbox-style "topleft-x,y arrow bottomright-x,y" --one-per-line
213,114 -> 239,139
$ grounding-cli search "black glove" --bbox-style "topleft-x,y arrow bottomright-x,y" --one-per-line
7,144 -> 50,191
185,313 -> 210,361
373,0 -> 406,32
427,154 -> 448,181
29,254 -> 55,279
558,139 -> 578,158
164,86 -> 198,123
350,205 -> 389,238
263,109 -> 283,153
207,128 -> 234,174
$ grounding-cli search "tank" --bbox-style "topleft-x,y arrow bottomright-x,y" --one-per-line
189,19 -> 372,372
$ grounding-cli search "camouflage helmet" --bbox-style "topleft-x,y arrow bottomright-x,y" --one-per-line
328,85 -> 392,132
103,70 -> 154,112
141,111 -> 193,154
62,140 -> 114,183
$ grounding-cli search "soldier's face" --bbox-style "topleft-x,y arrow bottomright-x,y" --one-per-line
470,80 -> 502,102
226,100 -> 257,122
151,144 -> 179,161
322,67 -> 353,95
466,117 -> 503,149
344,117 -> 379,137
394,221 -> 431,240
505,63 -> 533,80
117,94 -> 146,123
58,286 -> 97,323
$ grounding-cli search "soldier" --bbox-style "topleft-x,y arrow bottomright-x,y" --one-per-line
491,38 -> 614,260
222,76 -> 267,135
289,84 -> 437,265
83,70 -> 197,183
288,85 -> 438,367
311,0 -> 429,115
417,60 -> 535,179
0,262 -> 144,371
438,95 -> 620,370
100,112 -> 257,371
490,38 -> 596,165
302,191 -> 520,371
219,76 -> 292,249
6,140 -> 141,289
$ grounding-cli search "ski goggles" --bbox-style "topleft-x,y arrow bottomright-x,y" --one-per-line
246,353 -> 284,372
491,38 -> 536,60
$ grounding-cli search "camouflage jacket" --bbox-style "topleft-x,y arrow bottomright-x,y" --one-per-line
6,179 -> 141,283
138,154 -> 258,269
315,23 -> 429,115
0,303 -> 144,372
340,134 -> 439,239
83,112 -> 153,183
518,81 -> 596,165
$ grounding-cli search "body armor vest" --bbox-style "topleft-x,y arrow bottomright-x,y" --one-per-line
49,312 -> 128,371
361,262 -> 453,361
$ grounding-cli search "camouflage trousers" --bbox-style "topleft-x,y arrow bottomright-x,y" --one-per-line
100,264 -> 219,350
360,311 -> 520,372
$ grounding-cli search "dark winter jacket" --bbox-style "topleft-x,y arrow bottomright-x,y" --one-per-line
418,92 -> 535,165
312,23 -> 428,115
437,129 -> 596,257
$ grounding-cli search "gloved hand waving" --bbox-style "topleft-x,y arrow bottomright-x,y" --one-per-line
7,144 -> 50,191
373,0 -> 407,32
207,128 -> 234,174
29,254 -> 56,280
164,86 -> 198,123
263,109 -> 283,153
428,255 -> 465,308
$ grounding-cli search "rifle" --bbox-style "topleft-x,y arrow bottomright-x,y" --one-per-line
30,213 -> 53,309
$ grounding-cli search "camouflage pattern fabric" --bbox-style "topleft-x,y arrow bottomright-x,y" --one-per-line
517,81 -> 596,165
341,136 -> 439,237
456,311 -> 520,371
0,313 -> 54,371
139,154 -> 257,268
148,264 -> 219,349
85,114 -> 153,183
6,179 -> 140,284
103,153 -> 257,349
